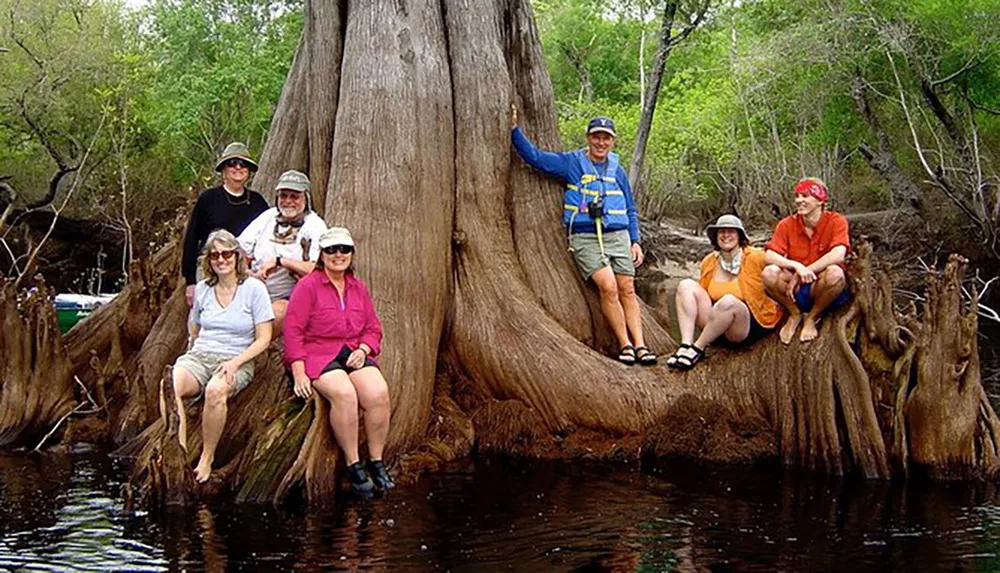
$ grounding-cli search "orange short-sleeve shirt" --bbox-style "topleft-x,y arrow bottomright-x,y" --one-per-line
765,211 -> 850,267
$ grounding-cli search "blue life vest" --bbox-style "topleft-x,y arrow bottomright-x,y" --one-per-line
562,150 -> 629,233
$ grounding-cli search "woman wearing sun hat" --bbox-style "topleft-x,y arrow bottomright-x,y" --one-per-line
283,227 -> 395,496
667,214 -> 784,370
182,142 -> 270,306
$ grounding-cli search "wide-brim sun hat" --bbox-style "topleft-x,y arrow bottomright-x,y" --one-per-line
319,227 -> 354,249
214,142 -> 259,173
706,214 -> 748,249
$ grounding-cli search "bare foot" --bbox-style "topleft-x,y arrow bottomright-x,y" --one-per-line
779,313 -> 801,345
194,459 -> 213,483
800,316 -> 819,342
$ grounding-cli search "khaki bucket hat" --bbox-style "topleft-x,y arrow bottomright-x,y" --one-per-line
275,170 -> 311,192
214,142 -> 259,172
706,214 -> 748,249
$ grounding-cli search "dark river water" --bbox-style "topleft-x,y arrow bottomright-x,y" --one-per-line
3,450 -> 1000,571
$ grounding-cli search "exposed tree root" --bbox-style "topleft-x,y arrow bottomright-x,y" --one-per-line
2,0 -> 999,509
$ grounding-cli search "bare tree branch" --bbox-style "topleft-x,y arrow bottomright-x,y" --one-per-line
930,58 -> 981,87
14,110 -> 106,289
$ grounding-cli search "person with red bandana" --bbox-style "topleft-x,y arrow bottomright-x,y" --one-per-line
762,178 -> 851,344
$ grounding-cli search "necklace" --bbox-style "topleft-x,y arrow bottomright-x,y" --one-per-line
222,185 -> 250,206
224,191 -> 250,206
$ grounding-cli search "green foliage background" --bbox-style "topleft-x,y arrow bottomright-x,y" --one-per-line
0,0 -> 302,223
538,0 -> 1000,229
2,0 -> 1000,234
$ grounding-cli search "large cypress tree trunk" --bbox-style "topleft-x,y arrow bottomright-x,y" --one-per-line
1,0 -> 998,505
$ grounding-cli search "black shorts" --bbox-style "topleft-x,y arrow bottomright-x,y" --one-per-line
716,313 -> 774,348
320,345 -> 378,375
744,314 -> 774,344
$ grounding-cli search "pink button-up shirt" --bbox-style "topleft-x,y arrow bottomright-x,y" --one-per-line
283,270 -> 383,379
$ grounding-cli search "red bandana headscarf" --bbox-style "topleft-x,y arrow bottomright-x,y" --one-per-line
794,178 -> 828,202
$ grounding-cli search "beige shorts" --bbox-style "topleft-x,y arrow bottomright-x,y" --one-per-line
174,350 -> 255,398
568,229 -> 636,280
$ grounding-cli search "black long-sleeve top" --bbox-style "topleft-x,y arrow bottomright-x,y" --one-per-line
181,186 -> 269,285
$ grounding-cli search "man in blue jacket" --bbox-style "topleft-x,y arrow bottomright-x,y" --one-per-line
511,106 -> 656,366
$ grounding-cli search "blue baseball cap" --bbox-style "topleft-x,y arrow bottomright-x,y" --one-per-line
586,117 -> 616,137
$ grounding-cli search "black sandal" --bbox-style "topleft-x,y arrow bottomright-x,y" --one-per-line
674,345 -> 705,371
635,345 -> 658,366
618,344 -> 637,365
666,344 -> 691,369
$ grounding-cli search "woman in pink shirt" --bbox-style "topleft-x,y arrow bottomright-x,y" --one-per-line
284,227 -> 393,496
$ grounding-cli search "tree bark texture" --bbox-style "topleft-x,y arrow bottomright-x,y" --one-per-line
1,0 -> 999,505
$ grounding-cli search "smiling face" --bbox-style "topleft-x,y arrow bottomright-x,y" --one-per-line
321,245 -> 354,274
221,159 -> 251,187
794,192 -> 823,218
586,131 -> 615,163
208,242 -> 238,278
277,189 -> 307,219
716,228 -> 741,252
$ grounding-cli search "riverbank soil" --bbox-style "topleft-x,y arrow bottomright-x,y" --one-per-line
2,0 -> 1000,505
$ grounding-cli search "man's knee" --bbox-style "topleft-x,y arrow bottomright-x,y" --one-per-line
616,276 -> 636,298
819,265 -> 846,288
591,269 -> 619,299
761,264 -> 783,288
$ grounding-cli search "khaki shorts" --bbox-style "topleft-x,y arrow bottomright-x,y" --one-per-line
174,349 -> 255,398
569,229 -> 635,280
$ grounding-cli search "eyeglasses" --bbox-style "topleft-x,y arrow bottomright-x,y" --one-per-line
208,250 -> 237,261
278,190 -> 305,201
224,159 -> 251,170
322,245 -> 354,255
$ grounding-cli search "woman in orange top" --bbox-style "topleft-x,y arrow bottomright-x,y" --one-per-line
667,215 -> 784,370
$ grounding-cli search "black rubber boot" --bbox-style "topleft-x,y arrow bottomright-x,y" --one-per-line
367,459 -> 396,491
346,461 -> 375,496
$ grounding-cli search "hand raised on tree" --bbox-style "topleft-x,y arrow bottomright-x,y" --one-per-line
510,103 -> 518,130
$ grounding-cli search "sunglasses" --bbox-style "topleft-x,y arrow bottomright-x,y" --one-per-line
208,250 -> 237,261
322,245 -> 354,255
224,159 -> 251,170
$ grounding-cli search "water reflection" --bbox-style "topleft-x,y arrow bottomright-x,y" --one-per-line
0,452 -> 165,570
3,452 -> 1000,570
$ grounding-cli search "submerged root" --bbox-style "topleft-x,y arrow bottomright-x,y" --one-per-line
644,395 -> 775,464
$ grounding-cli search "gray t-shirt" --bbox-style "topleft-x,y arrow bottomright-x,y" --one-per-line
192,277 -> 275,356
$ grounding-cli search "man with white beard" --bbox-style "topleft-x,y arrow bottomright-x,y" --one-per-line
238,170 -> 327,334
